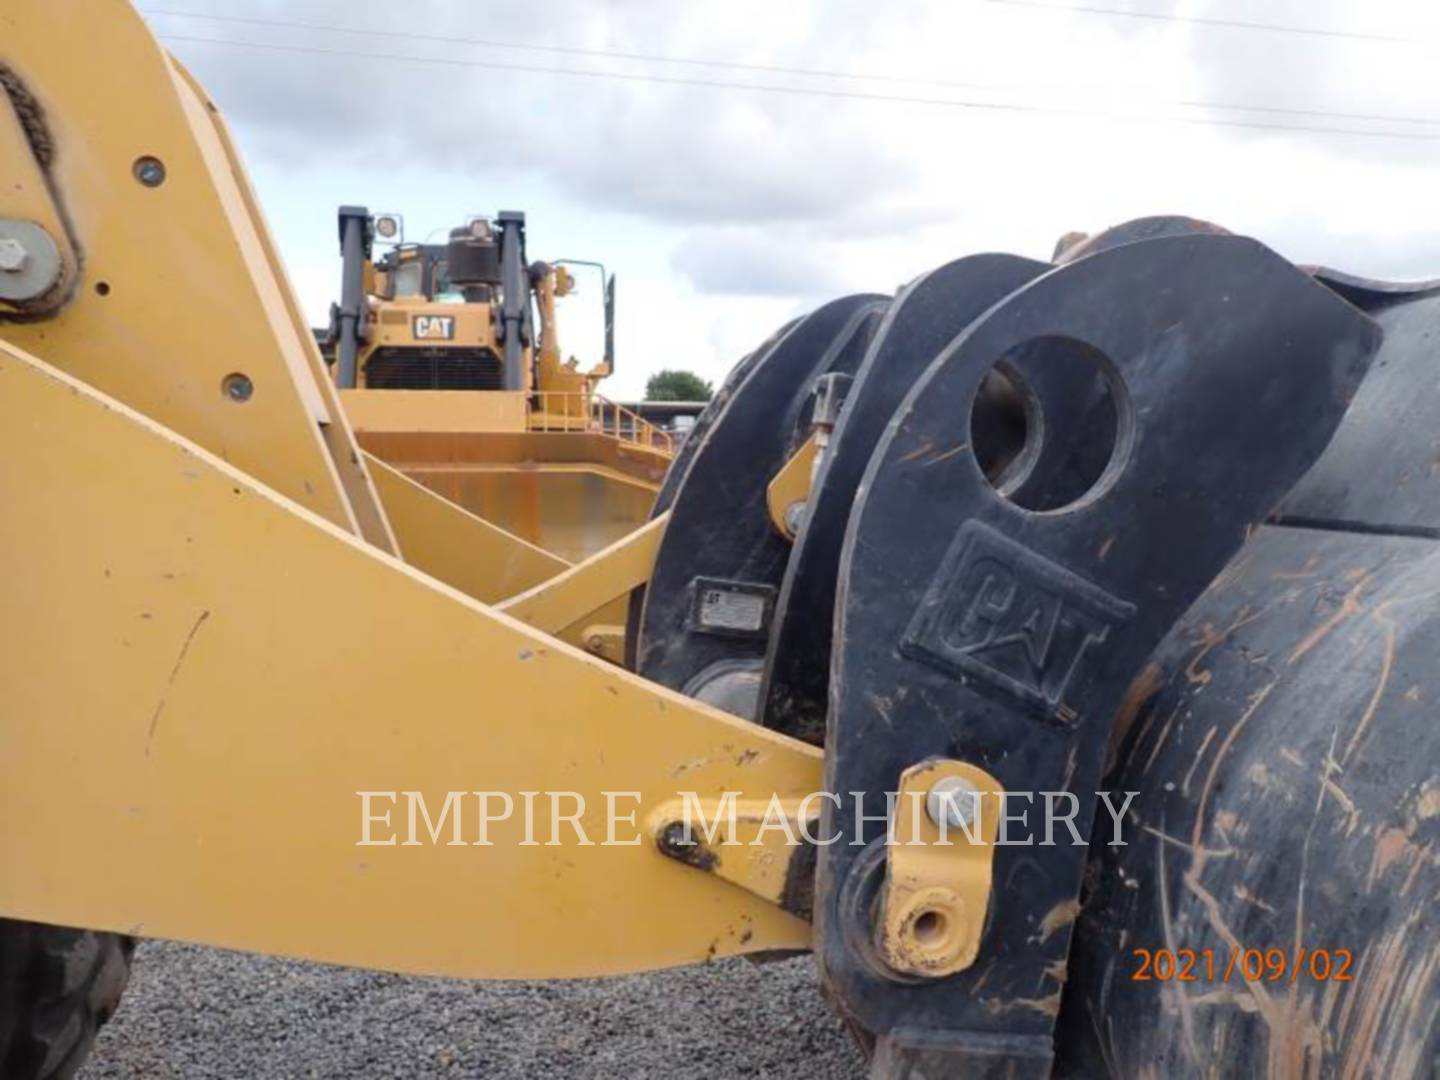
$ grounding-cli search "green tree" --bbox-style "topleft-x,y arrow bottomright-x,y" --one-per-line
645,369 -> 713,402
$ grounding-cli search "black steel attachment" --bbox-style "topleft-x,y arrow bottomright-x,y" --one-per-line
1056,270 -> 1440,1078
622,318 -> 799,670
758,253 -> 1052,744
633,292 -> 888,712
332,204 -> 374,389
494,210 -> 528,392
636,219 -> 1440,1077
819,233 -> 1378,1072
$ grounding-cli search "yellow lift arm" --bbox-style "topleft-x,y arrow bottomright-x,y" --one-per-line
0,0 -> 822,978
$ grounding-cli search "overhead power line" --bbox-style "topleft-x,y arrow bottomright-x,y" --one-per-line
140,8 -> 1440,131
978,0 -> 1424,46
140,7 -> 1009,88
153,33 -> 1440,144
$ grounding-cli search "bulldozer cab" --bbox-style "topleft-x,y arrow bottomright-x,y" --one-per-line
374,245 -> 435,302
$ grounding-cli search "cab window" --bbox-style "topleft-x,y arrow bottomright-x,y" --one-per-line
431,260 -> 466,305
391,261 -> 424,298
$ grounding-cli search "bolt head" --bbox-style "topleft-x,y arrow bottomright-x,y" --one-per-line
222,372 -> 255,402
783,500 -> 807,535
926,776 -> 982,831
133,156 -> 167,188
0,238 -> 28,273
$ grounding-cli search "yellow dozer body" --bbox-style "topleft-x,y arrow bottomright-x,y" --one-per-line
327,206 -> 671,563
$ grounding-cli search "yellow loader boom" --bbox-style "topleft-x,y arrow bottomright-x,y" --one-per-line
1,0 -> 812,972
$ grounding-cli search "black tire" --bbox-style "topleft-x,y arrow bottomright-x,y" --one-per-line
0,919 -> 134,1080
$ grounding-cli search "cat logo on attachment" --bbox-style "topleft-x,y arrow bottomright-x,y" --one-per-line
412,315 -> 455,341
903,521 -> 1135,724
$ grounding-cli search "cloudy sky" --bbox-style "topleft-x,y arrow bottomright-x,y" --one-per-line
143,0 -> 1440,398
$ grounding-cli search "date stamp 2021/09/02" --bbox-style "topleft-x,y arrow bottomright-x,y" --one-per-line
1130,948 -> 1354,984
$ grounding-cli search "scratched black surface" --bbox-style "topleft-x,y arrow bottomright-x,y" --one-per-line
819,234 -> 1380,1069
635,293 -> 888,697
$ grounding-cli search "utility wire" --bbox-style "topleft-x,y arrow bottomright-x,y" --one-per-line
140,7 -> 1006,88
978,0 -> 1423,46
141,10 -> 1440,131
153,33 -> 1440,143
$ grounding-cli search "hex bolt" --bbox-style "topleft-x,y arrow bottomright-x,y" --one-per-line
784,500 -> 807,535
926,776 -> 982,831
133,155 -> 167,188
0,237 -> 28,273
658,820 -> 694,854
222,372 -> 255,403
656,820 -> 718,871
0,221 -> 63,303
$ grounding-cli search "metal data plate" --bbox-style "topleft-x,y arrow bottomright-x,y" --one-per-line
688,578 -> 775,639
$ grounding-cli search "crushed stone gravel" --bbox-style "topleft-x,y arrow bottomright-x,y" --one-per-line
80,940 -> 867,1078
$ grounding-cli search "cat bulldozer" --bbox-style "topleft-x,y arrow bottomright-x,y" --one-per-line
323,206 -> 672,563
1,3 -> 1436,1078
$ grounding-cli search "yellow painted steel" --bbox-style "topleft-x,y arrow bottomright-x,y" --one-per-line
365,453 -> 569,605
766,432 -> 820,540
577,623 -> 627,664
342,389 -> 530,434
499,512 -> 667,635
402,463 -> 660,564
1,1 -> 380,540
0,338 -> 821,977
359,430 -> 671,488
1,0 -> 819,984
359,303 -> 500,388
644,797 -> 820,910
877,760 -> 1004,978
356,430 -> 667,562
170,60 -> 398,555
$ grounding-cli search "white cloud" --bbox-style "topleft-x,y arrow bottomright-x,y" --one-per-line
146,0 -> 1440,396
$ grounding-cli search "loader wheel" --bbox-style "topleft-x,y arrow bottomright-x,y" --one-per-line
0,919 -> 135,1080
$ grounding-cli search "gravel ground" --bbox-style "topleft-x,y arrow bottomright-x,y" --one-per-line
80,941 -> 866,1079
